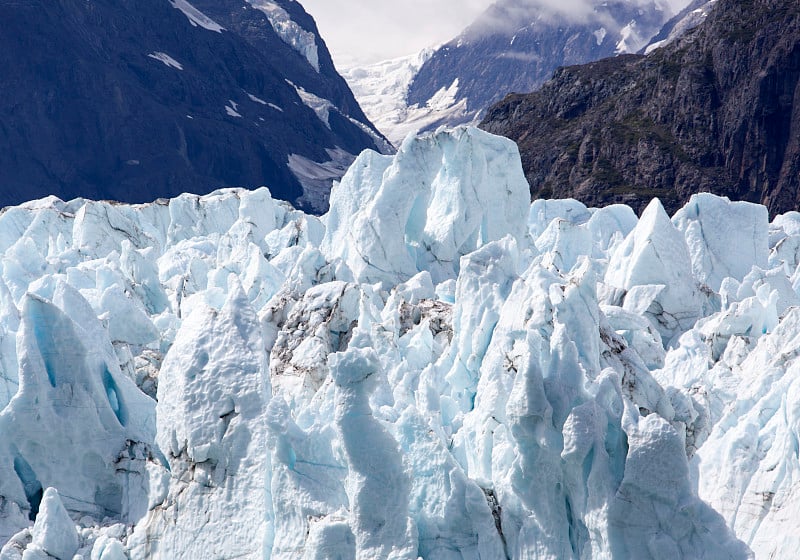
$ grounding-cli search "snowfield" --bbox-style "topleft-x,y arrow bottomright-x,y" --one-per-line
0,127 -> 797,559
341,50 -> 473,147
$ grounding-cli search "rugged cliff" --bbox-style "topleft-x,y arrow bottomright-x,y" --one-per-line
0,0 -> 386,213
480,0 -> 800,216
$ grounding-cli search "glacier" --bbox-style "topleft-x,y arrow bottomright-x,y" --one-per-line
341,50 -> 473,147
0,126 -> 797,559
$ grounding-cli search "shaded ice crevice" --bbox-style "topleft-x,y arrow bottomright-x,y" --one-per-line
12,454 -> 42,522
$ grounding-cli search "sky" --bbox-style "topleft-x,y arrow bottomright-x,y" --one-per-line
301,0 -> 496,69
301,0 -> 691,69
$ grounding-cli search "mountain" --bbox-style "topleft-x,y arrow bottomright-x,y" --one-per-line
341,49 -> 457,148
10,126 -> 800,558
480,0 -> 800,216
643,0 -> 718,53
345,0 -> 683,145
0,0 -> 389,214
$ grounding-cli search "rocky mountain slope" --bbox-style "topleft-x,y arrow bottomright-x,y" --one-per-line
0,0 -> 388,214
480,0 -> 800,216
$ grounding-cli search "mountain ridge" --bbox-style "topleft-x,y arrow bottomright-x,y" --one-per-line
345,0 -> 686,146
480,0 -> 800,216
0,0 -> 386,214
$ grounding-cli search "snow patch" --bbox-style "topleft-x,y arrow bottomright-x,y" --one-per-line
594,27 -> 607,45
290,82 -> 334,128
246,92 -> 267,105
615,19 -> 653,54
146,52 -> 183,70
246,0 -> 319,72
169,0 -> 224,33
225,100 -> 241,118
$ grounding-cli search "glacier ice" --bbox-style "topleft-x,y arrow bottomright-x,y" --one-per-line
127,283 -> 270,559
605,198 -> 705,345
28,488 -> 79,560
321,127 -> 530,286
672,193 -> 769,292
1,127 -> 799,559
0,281 -> 155,539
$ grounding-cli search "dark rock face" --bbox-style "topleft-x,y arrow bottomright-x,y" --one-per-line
0,0 -> 386,213
480,0 -> 800,217
407,0 -> 675,126
190,0 -> 381,156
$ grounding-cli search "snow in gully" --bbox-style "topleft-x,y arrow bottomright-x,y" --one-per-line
0,126 -> 796,559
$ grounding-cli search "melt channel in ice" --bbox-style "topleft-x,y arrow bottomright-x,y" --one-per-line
0,126 -> 797,559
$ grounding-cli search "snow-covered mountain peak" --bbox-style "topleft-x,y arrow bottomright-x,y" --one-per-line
644,0 -> 717,53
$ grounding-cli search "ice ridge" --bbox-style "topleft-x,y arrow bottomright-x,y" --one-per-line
0,127 -> 796,559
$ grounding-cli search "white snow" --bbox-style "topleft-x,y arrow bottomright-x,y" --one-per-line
344,4 -> 681,145
246,92 -> 268,105
146,52 -> 183,70
342,48 -> 474,147
246,0 -> 320,72
346,116 -> 395,156
1,127 -> 800,559
615,19 -> 650,54
646,0 -> 718,54
593,27 -> 607,45
169,0 -> 224,33
225,100 -> 242,118
290,82 -> 334,128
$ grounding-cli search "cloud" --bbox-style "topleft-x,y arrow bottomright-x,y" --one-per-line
465,0 -> 690,37
301,0 -> 496,67
300,0 -> 692,68
498,50 -> 543,62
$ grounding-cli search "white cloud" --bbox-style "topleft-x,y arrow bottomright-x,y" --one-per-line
301,0 -> 495,68
302,0 -> 691,69
459,0 -> 690,37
